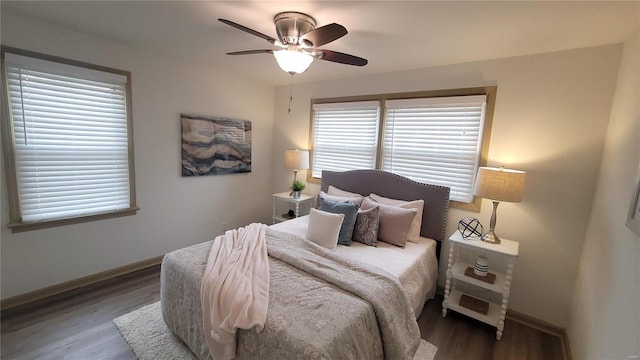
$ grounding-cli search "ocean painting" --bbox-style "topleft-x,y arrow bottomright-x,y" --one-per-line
181,114 -> 252,176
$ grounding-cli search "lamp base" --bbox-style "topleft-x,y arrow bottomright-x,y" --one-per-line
481,229 -> 501,244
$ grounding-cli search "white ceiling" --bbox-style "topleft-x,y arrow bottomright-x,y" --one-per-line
2,1 -> 638,86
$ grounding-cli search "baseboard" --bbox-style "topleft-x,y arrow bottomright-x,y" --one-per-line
0,255 -> 163,312
506,309 -> 573,360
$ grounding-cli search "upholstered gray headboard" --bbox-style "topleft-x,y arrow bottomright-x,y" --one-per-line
321,170 -> 450,250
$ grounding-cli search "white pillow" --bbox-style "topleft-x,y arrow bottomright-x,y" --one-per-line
318,191 -> 364,206
369,193 -> 424,243
306,208 -> 345,250
328,185 -> 362,197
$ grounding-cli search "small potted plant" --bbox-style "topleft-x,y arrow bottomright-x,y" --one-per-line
291,180 -> 305,199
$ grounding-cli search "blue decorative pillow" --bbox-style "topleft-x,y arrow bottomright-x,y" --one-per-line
318,198 -> 359,246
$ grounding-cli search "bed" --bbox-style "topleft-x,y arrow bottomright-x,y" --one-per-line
271,216 -> 438,317
160,170 -> 450,360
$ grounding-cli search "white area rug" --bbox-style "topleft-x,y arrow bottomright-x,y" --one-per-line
114,301 -> 438,360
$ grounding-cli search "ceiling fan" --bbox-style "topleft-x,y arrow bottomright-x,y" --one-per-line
218,11 -> 368,75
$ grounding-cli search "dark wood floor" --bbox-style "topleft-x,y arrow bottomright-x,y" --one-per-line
1,265 -> 565,360
418,297 -> 565,360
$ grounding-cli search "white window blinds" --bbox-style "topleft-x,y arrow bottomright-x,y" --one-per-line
382,95 -> 487,202
311,101 -> 379,178
4,53 -> 132,222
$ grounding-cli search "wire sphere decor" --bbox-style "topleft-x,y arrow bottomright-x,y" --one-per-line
457,217 -> 484,239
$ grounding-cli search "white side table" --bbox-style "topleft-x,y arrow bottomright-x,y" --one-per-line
272,192 -> 314,224
442,230 -> 519,340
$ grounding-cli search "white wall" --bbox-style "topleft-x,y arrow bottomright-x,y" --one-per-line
569,30 -> 640,359
272,45 -> 622,327
0,13 -> 275,299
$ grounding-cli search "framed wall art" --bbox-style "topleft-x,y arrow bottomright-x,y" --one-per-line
181,114 -> 252,176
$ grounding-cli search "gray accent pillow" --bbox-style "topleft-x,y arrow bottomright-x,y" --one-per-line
360,197 -> 417,247
353,206 -> 380,247
318,198 -> 359,246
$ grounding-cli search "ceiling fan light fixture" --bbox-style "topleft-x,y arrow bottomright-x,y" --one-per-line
273,49 -> 313,75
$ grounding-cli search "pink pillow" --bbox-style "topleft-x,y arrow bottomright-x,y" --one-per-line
369,193 -> 424,243
360,197 -> 417,247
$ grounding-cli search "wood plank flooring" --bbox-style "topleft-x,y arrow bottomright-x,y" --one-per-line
418,296 -> 565,360
1,265 -> 565,360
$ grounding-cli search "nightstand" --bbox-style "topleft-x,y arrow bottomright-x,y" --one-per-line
272,192 -> 314,224
442,230 -> 519,340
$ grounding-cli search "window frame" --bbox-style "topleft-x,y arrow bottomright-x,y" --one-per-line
1,46 -> 138,232
308,86 -> 497,211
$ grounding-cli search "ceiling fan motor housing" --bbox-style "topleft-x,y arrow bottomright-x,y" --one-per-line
274,11 -> 317,46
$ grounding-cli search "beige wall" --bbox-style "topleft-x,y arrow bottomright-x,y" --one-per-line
0,13 -> 275,299
272,45 -> 622,327
569,30 -> 640,359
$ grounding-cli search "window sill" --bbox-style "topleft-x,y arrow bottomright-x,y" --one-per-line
8,206 -> 140,233
450,199 -> 481,213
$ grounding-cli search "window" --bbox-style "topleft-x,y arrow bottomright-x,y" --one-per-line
1,47 -> 138,231
382,96 -> 486,203
309,87 -> 495,209
311,101 -> 379,178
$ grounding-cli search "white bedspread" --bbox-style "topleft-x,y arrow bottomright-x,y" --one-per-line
270,216 -> 438,316
201,223 -> 269,360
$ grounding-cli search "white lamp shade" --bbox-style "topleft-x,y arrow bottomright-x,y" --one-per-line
284,149 -> 310,170
273,49 -> 313,74
474,167 -> 526,202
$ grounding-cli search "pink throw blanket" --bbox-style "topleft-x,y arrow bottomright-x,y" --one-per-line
200,223 -> 269,360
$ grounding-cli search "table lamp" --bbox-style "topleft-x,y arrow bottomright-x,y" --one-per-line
284,149 -> 309,186
473,166 -> 526,244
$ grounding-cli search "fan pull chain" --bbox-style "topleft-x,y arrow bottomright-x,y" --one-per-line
288,75 -> 294,114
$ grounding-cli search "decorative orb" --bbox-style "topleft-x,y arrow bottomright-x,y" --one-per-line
457,217 -> 483,239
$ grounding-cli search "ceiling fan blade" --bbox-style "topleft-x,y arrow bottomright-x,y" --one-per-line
218,18 -> 276,45
315,49 -> 368,66
227,50 -> 274,55
300,23 -> 347,47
